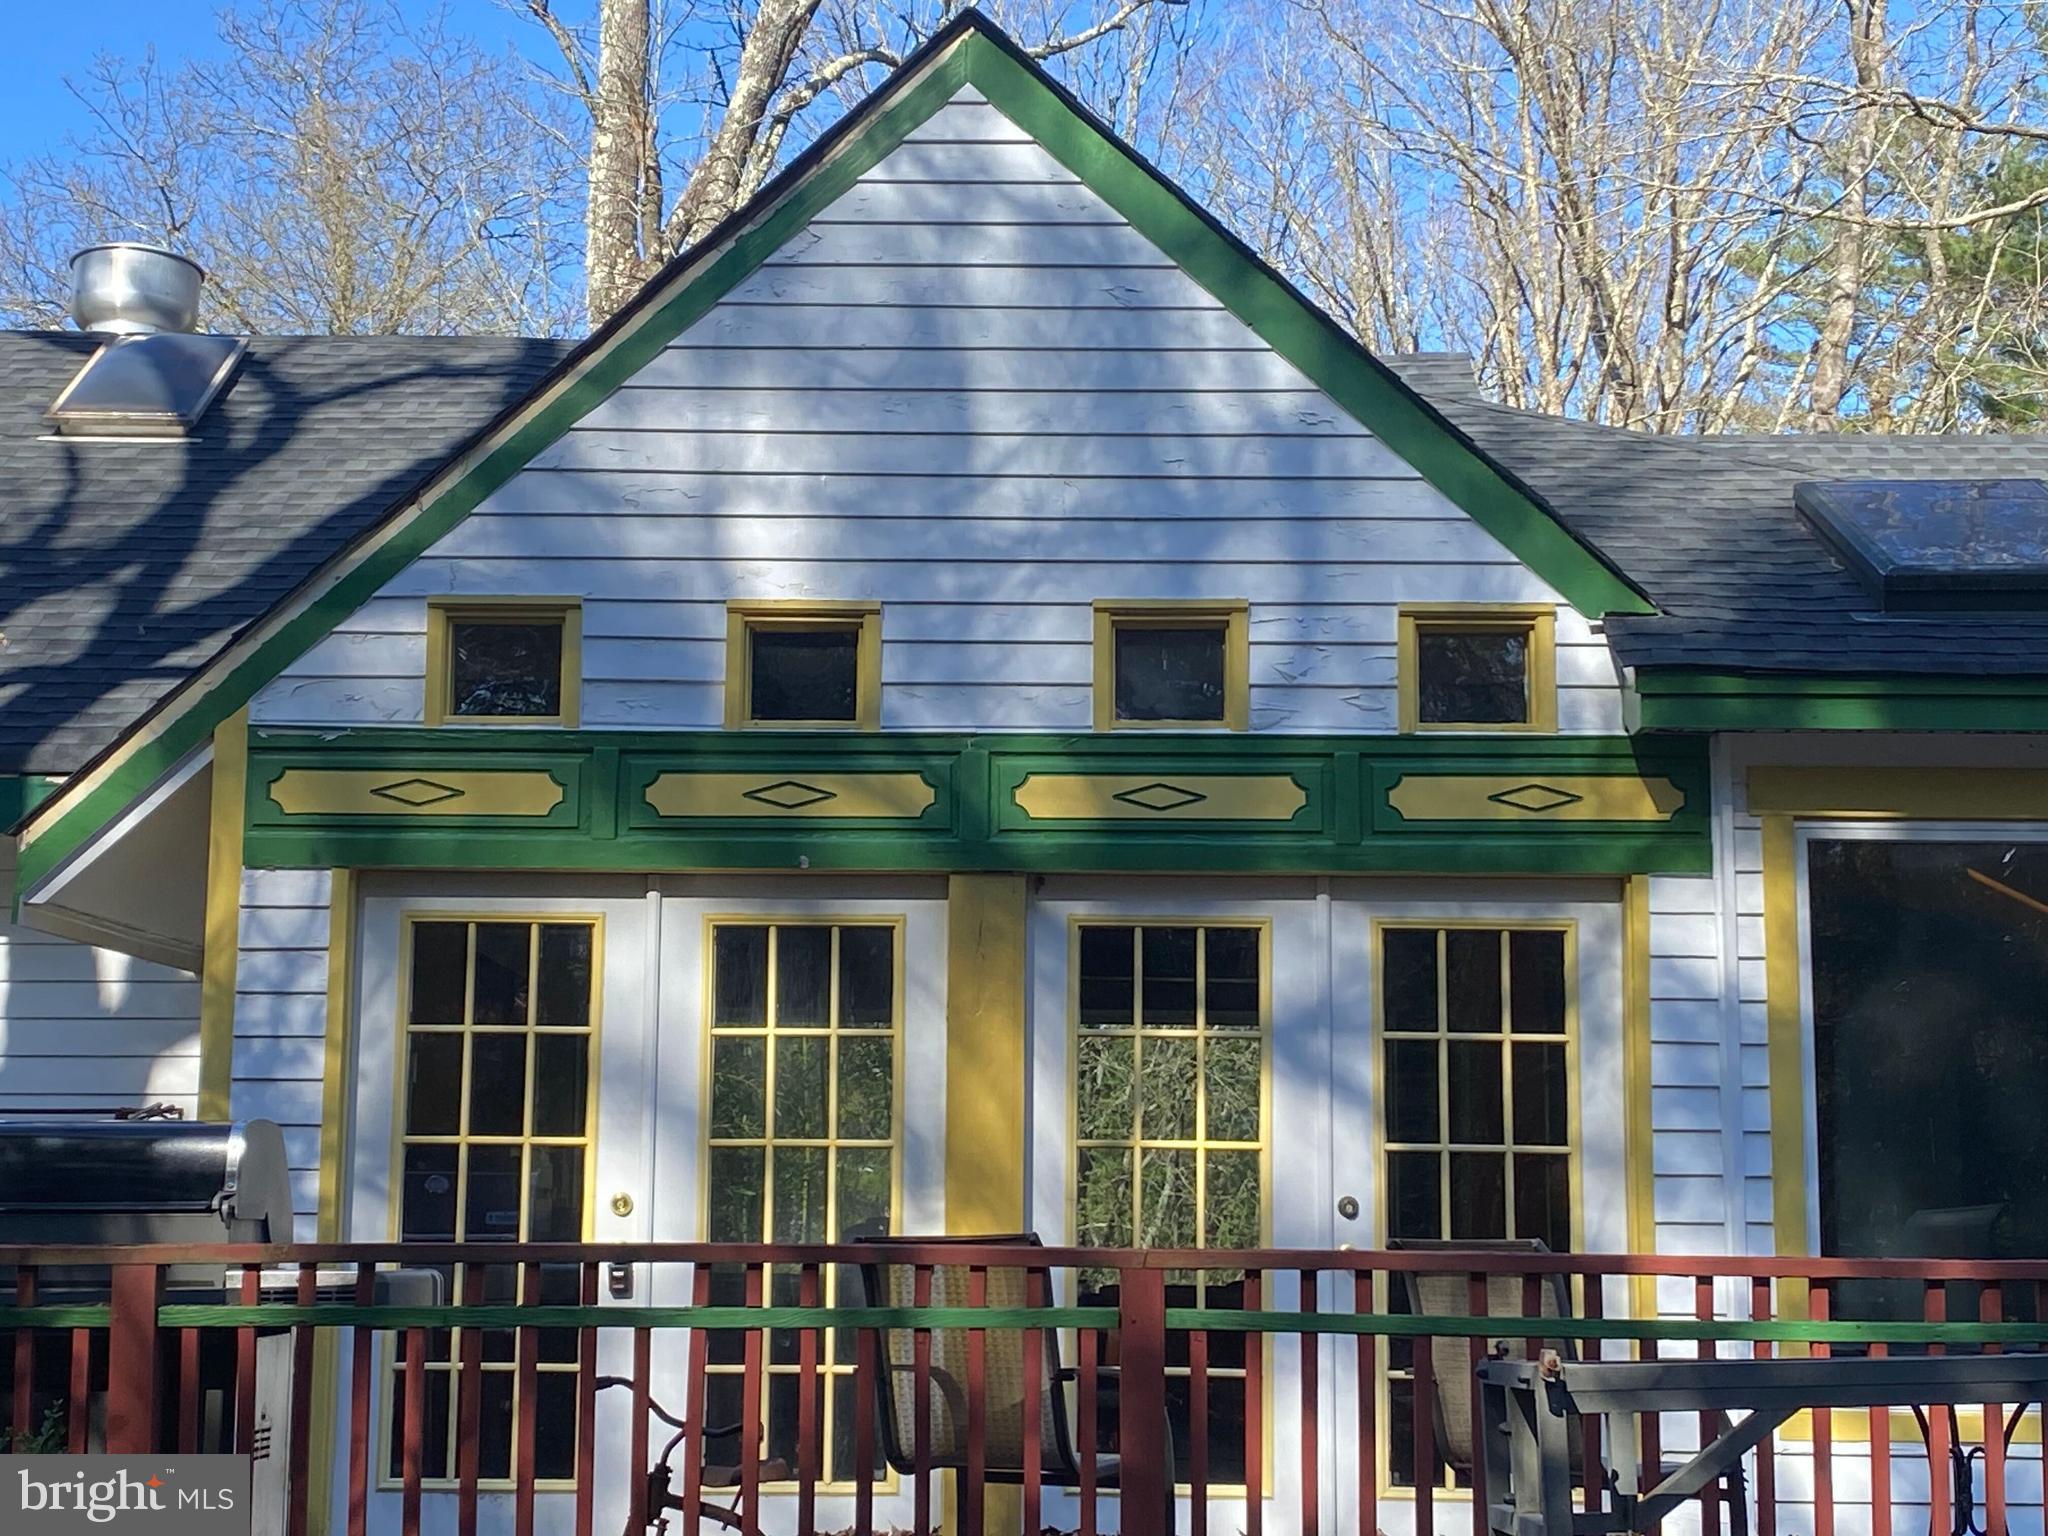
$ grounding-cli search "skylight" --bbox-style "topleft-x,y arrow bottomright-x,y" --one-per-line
46,332 -> 246,439
1794,479 -> 2048,611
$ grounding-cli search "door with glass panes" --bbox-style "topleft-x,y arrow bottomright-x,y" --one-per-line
347,884 -> 653,1536
1328,893 -> 1627,1536
647,885 -> 947,1530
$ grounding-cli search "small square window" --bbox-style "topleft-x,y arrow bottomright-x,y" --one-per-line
1399,607 -> 1555,733
427,602 -> 579,726
1093,602 -> 1248,730
1116,626 -> 1226,722
726,603 -> 881,729
751,628 -> 859,722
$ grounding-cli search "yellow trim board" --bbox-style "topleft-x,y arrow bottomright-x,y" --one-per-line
645,772 -> 934,819
1622,877 -> 1656,1320
1386,774 -> 1684,822
269,769 -> 566,818
725,600 -> 883,730
1014,773 -> 1305,822
1747,766 -> 2048,820
1761,815 -> 1811,1283
425,598 -> 582,728
946,875 -> 1027,1233
306,868 -> 356,1536
1397,604 -> 1557,734
197,708 -> 249,1122
1092,599 -> 1250,732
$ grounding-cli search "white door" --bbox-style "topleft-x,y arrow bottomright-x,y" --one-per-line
344,877 -> 655,1536
646,876 -> 948,1534
1326,886 -> 1627,1536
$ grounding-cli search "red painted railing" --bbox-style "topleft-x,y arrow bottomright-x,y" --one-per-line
5,1243 -> 2048,1536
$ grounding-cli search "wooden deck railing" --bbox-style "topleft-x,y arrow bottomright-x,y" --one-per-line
5,1243 -> 2048,1536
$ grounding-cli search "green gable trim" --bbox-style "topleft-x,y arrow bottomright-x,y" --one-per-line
1633,670 -> 2048,732
16,15 -> 1648,898
966,36 -> 1650,622
231,728 -> 1711,878
0,776 -> 62,825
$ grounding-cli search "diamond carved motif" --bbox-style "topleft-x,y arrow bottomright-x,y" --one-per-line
370,777 -> 466,808
742,779 -> 839,811
1486,782 -> 1585,815
1110,781 -> 1209,813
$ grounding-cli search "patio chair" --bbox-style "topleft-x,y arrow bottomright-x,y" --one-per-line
1389,1238 -> 1748,1536
849,1231 -> 1176,1526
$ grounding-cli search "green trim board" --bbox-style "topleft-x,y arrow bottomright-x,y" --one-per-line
13,10 -> 1650,903
230,728 -> 1710,877
1632,670 -> 2048,732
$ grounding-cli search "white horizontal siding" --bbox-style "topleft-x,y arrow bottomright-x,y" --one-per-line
230,867 -> 332,1241
255,84 -> 1627,738
0,847 -> 199,1114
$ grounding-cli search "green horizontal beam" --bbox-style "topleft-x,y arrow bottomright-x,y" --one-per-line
1633,671 -> 2048,733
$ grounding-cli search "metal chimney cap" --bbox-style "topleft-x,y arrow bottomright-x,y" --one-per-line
68,243 -> 206,335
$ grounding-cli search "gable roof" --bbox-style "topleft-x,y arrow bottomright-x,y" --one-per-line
1385,359 -> 2048,677
0,332 -> 572,776
7,7 -> 1652,895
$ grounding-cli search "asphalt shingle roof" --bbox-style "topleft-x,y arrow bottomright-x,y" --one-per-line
1381,354 -> 2048,677
0,331 -> 572,775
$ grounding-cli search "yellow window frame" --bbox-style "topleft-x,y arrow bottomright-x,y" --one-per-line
697,915 -> 907,1492
425,598 -> 582,727
1369,917 -> 1582,1502
1092,600 -> 1250,732
382,910 -> 605,1494
1067,916 -> 1272,1495
1396,603 -> 1556,734
725,601 -> 882,731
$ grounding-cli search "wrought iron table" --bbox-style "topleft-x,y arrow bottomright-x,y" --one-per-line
1477,1351 -> 2048,1536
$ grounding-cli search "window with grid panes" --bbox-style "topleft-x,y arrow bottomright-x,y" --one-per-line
703,922 -> 900,1484
1072,923 -> 1265,1485
393,917 -> 597,1487
1379,924 -> 1571,1489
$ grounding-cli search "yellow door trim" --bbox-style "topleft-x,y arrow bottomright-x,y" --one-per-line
1761,815 -> 1811,1293
1747,765 -> 2048,821
305,867 -> 356,1535
197,708 -> 249,1121
1622,876 -> 1657,1321
943,874 -> 1027,1233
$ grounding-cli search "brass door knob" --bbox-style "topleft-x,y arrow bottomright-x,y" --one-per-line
611,1192 -> 635,1218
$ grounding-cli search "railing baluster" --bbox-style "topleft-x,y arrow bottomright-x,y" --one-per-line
1355,1270 -> 1376,1536
679,1265 -> 709,1536
287,1262 -> 316,1536
1189,1313 -> 1209,1536
1924,1283 -> 1950,1536
1465,1270 -> 1487,1536
738,1264 -> 764,1536
457,1267 -> 482,1536
630,1320 -> 652,1536
178,1319 -> 200,1455
66,1316 -> 88,1453
796,1263 -> 821,1536
1244,1267 -> 1263,1536
911,1264 -> 932,1536
853,1312 -> 877,1536
1078,1316 -> 1099,1536
400,1324 -> 426,1536
575,1262 -> 597,1536
1749,1275 -> 1776,1536
1868,1336 -> 1891,1536
235,1265 -> 259,1456
515,1264 -> 539,1536
1581,1273 -> 1604,1514
1811,1280 -> 1834,1536
1023,1266 -> 1045,1536
347,1263 -> 373,1536
12,1267 -> 33,1445
1695,1274 -> 1721,1536
1413,1292 -> 1435,1536
1981,1283 -> 2006,1536
964,1264 -> 988,1536
1302,1267 -> 1320,1536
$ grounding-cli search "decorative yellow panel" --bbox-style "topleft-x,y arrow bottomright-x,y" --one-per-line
1386,774 -> 1685,822
644,772 -> 936,819
1012,773 -> 1306,821
268,769 -> 565,817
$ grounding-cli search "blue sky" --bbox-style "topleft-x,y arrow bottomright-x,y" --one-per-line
0,0 -> 545,163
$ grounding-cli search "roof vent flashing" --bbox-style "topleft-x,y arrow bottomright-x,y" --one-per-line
1794,478 -> 2048,612
50,244 -> 244,438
